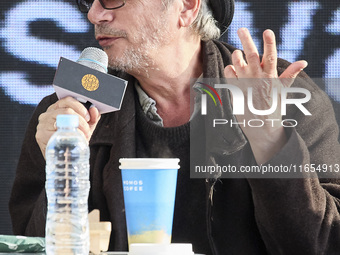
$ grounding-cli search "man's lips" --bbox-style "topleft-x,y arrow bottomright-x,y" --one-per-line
96,36 -> 122,47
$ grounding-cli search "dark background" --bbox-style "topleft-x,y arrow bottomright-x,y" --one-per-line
0,0 -> 339,234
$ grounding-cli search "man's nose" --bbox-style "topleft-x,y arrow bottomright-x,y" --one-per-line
87,0 -> 114,25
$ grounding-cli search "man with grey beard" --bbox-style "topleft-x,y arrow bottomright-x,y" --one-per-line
9,0 -> 340,254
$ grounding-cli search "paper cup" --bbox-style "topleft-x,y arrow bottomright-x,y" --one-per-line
119,158 -> 180,246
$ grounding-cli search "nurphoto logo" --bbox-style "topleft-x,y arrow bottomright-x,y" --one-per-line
197,80 -> 312,128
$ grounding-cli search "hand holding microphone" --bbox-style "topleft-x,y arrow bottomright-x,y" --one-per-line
36,95 -> 101,158
36,47 -> 127,158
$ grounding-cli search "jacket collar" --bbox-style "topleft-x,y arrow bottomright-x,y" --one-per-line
200,40 -> 247,156
89,40 -> 247,156
89,74 -> 136,146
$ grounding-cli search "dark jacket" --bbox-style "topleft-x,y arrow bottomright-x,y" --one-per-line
9,40 -> 340,254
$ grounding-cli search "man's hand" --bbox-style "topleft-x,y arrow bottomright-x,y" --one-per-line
224,28 -> 308,164
35,96 -> 101,159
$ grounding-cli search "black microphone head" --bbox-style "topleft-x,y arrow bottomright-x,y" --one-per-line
77,47 -> 108,73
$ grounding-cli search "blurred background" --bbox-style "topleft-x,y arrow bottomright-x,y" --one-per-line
0,0 -> 339,234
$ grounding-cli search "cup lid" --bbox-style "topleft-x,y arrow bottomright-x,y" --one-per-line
119,158 -> 180,170
129,243 -> 194,255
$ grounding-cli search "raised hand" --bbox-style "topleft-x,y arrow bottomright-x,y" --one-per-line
224,28 -> 308,164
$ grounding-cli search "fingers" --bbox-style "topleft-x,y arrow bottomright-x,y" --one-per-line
224,65 -> 238,79
262,29 -> 277,75
48,96 -> 90,121
36,97 -> 102,158
88,105 -> 101,125
234,28 -> 279,77
237,28 -> 261,72
232,50 -> 247,71
280,60 -> 308,87
35,124 -> 55,158
231,28 -> 306,85
47,97 -> 101,131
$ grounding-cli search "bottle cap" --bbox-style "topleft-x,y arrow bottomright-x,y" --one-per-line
56,114 -> 79,128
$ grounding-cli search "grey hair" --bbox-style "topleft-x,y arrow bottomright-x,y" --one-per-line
161,0 -> 220,40
191,0 -> 221,40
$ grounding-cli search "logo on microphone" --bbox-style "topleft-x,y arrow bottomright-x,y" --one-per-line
82,74 -> 99,91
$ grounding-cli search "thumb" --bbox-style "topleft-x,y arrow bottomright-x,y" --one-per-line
279,60 -> 308,87
88,105 -> 101,125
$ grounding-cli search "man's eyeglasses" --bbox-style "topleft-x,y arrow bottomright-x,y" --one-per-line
76,0 -> 126,13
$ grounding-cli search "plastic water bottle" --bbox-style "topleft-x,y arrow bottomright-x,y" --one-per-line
45,114 -> 90,255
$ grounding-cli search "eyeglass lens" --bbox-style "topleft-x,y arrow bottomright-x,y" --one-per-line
77,0 -> 125,12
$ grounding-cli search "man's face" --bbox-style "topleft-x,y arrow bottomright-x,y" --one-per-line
88,0 -> 176,73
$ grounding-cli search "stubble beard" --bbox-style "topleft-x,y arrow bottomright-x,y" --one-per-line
98,13 -> 172,75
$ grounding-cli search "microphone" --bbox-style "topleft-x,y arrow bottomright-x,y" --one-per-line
53,47 -> 127,114
77,47 -> 108,74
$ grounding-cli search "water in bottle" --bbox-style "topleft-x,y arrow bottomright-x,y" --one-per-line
45,114 -> 90,255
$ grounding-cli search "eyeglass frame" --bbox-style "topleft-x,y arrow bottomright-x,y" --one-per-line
76,0 -> 126,13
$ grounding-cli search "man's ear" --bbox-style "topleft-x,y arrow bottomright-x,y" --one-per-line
179,0 -> 201,27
